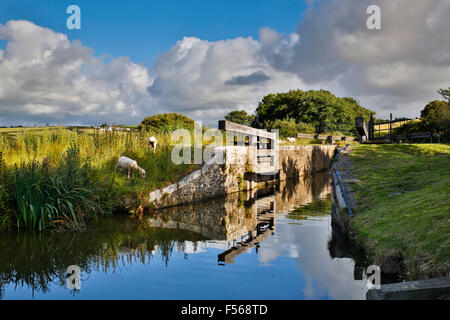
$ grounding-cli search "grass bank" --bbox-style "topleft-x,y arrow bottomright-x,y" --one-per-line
0,127 -> 199,230
347,143 -> 450,279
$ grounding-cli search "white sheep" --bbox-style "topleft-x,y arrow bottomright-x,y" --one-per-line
114,156 -> 146,178
287,137 -> 296,143
107,127 -> 113,132
148,136 -> 157,153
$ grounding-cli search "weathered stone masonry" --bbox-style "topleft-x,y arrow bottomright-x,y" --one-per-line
149,145 -> 337,209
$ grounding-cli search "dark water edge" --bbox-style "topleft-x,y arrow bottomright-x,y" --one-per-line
0,173 -> 371,300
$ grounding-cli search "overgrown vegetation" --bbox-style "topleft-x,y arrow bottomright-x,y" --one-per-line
0,126 -> 198,231
348,143 -> 450,279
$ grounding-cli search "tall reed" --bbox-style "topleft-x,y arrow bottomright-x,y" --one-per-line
13,143 -> 101,230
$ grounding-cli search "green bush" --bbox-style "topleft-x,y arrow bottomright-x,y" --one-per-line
267,118 -> 315,138
138,113 -> 195,133
420,100 -> 450,137
296,122 -> 317,134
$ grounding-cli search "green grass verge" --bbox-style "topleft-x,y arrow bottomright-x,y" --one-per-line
348,143 -> 450,279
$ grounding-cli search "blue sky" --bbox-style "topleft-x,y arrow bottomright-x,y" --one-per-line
0,0 -> 308,67
0,0 -> 448,126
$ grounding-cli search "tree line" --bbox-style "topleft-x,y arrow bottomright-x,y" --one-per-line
224,88 -> 450,140
225,89 -> 374,137
135,88 -> 449,140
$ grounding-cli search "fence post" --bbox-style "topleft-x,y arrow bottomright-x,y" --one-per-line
369,115 -> 374,140
389,113 -> 393,143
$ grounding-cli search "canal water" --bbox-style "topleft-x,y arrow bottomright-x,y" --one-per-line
0,173 -> 369,300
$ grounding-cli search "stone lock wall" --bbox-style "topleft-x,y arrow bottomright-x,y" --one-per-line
278,145 -> 337,181
149,146 -> 251,208
149,144 -> 337,209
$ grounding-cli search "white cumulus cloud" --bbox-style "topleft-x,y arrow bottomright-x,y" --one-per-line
148,0 -> 450,121
0,20 -> 157,126
147,34 -> 304,125
282,0 -> 450,117
1,0 -> 449,126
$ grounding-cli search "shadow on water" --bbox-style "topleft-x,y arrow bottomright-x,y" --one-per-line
328,204 -> 369,281
0,172 -> 369,299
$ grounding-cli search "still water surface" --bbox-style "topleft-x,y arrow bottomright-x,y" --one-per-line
0,173 -> 369,299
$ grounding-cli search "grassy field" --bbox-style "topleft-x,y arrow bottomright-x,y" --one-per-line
0,126 -> 199,230
373,119 -> 421,137
0,126 -> 62,136
0,127 -> 197,190
375,119 -> 420,130
348,143 -> 450,279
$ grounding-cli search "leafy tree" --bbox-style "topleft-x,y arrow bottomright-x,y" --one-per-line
224,110 -> 255,126
138,113 -> 194,133
438,87 -> 450,102
255,90 -> 374,128
420,100 -> 450,133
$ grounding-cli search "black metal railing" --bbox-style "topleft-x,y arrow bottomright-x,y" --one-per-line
368,114 -> 434,143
